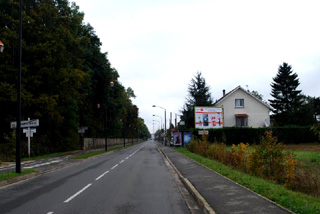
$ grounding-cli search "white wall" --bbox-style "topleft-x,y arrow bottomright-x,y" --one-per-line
216,89 -> 270,128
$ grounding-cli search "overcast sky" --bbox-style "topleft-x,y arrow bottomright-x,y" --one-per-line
73,0 -> 320,133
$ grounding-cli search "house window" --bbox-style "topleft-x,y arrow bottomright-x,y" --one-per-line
235,99 -> 244,107
235,114 -> 248,127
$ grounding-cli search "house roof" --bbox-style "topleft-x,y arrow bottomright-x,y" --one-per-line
214,85 -> 272,110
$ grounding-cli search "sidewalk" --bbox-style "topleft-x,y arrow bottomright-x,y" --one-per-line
158,143 -> 292,214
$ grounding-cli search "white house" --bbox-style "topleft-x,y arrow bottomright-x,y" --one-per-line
214,86 -> 271,128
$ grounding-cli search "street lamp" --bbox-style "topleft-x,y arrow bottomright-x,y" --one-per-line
153,114 -> 162,129
152,105 -> 167,146
153,120 -> 160,131
16,0 -> 23,173
104,80 -> 114,151
0,40 -> 4,53
175,113 -> 182,128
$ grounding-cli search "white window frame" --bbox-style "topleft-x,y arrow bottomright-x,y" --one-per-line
235,99 -> 244,108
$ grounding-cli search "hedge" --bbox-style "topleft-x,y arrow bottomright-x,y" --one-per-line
192,126 -> 319,145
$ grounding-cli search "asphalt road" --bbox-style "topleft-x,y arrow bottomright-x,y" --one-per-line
0,141 -> 191,214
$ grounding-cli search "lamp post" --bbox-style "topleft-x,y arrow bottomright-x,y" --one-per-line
152,105 -> 167,146
152,114 -> 162,129
153,120 -> 160,131
16,0 -> 23,173
175,113 -> 182,128
104,80 -> 114,151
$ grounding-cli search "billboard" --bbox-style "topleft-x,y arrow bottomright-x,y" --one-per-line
173,132 -> 182,146
183,132 -> 193,145
195,106 -> 223,129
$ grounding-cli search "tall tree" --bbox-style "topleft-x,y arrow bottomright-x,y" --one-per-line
0,0 -> 149,157
181,72 -> 213,128
269,62 -> 304,126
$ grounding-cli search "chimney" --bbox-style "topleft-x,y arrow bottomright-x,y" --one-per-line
223,89 -> 226,96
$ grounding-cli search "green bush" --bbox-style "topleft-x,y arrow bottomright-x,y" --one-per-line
193,126 -> 319,145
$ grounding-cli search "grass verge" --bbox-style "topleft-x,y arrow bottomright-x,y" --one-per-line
72,146 -> 124,159
22,150 -> 81,161
0,169 -> 37,182
174,147 -> 320,214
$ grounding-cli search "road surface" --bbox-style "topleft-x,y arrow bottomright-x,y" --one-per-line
0,141 -> 192,214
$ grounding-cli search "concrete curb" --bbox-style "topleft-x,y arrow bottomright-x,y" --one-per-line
157,144 -> 216,214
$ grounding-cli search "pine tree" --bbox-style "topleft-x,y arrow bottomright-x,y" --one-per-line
181,72 -> 213,128
269,62 -> 303,126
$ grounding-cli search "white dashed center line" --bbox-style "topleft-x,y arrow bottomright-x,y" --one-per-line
111,164 -> 118,170
62,143 -> 147,206
64,183 -> 92,203
95,170 -> 109,181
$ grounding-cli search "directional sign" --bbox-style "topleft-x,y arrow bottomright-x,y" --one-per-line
23,128 -> 36,133
11,119 -> 39,129
78,127 -> 88,134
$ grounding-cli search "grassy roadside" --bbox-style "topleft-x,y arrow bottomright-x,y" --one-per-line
72,145 -> 128,159
22,150 -> 81,161
0,169 -> 37,181
174,147 -> 320,214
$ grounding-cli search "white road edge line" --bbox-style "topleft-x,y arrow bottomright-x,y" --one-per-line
95,171 -> 109,181
111,164 -> 118,170
64,183 -> 92,203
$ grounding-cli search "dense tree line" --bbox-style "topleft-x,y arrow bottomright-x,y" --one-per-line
0,0 -> 150,157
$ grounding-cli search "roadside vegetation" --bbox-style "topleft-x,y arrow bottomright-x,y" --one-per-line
0,169 -> 37,182
175,131 -> 320,214
22,151 -> 81,161
72,146 -> 124,159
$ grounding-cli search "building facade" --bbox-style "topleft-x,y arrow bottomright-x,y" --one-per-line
214,86 -> 271,128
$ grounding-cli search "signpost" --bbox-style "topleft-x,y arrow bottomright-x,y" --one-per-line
11,118 -> 39,158
11,119 -> 39,129
78,127 -> 88,150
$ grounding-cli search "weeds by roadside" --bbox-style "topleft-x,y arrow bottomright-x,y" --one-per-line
0,169 -> 37,181
175,147 -> 320,214
187,131 -> 320,197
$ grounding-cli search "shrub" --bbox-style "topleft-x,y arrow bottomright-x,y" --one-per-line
0,130 -> 16,161
195,126 -> 319,145
186,131 -> 308,194
250,131 -> 285,181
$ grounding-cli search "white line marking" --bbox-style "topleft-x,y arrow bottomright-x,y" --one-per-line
64,183 -> 92,203
111,164 -> 118,169
47,212 -> 54,214
95,171 -> 109,181
120,160 -> 124,163
125,156 -> 129,159
23,160 -> 62,169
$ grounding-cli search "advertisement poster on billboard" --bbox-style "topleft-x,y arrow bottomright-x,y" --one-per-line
183,132 -> 192,145
195,106 -> 223,129
173,132 -> 182,146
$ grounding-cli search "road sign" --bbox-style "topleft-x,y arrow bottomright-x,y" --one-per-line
23,127 -> 37,158
78,127 -> 88,134
11,119 -> 39,129
198,130 -> 209,135
23,128 -> 36,133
